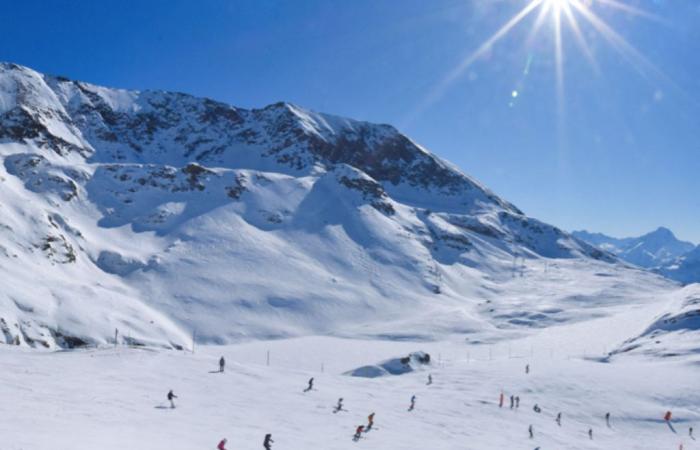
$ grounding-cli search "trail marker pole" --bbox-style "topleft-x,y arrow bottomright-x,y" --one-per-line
266,350 -> 270,366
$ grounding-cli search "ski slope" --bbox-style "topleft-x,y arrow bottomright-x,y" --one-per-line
1,333 -> 697,450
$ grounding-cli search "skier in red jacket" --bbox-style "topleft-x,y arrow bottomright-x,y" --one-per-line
353,425 -> 364,441
217,438 -> 227,450
665,411 -> 673,422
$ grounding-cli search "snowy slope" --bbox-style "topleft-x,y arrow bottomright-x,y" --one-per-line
572,228 -> 695,269
0,335 -> 698,450
0,62 -> 675,349
611,284 -> 700,359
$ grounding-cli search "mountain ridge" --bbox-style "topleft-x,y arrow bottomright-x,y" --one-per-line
572,227 -> 695,270
2,62 -> 671,350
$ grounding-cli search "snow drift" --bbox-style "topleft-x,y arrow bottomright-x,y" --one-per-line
345,351 -> 431,378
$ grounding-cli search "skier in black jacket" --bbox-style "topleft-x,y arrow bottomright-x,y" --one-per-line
304,377 -> 314,392
263,433 -> 273,449
333,398 -> 345,413
167,389 -> 177,408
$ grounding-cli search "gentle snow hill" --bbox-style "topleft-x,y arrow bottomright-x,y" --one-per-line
0,62 -> 678,349
611,284 -> 700,359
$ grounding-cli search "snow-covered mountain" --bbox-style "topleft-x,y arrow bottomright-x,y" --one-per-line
572,227 -> 694,269
655,245 -> 700,285
1,62 -> 675,350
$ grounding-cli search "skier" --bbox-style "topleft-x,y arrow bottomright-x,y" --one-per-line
353,425 -> 364,441
525,364 -> 530,374
409,395 -> 416,411
605,412 -> 610,427
510,395 -> 515,409
665,411 -> 673,422
515,396 -> 520,408
367,412 -> 375,430
167,389 -> 177,408
690,426 -> 694,438
427,374 -> 433,385
333,398 -> 345,413
556,412 -> 562,426
499,392 -> 505,408
528,425 -> 534,439
219,356 -> 225,373
533,404 -> 541,413
263,433 -> 273,450
217,438 -> 227,450
304,377 -> 314,392
588,428 -> 593,440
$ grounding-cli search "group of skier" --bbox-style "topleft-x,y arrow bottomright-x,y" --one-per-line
309,373 -> 431,440
509,366 -> 693,445
166,356 -> 695,448
352,412 -> 377,441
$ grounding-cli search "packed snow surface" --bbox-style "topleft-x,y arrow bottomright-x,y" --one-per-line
1,333 -> 698,450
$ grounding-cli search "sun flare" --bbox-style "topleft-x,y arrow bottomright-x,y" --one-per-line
413,0 -> 663,121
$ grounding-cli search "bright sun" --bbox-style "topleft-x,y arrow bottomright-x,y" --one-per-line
414,0 -> 662,119
545,0 -> 572,10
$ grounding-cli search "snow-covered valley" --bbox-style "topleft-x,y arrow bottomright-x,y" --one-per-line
1,62 -> 700,450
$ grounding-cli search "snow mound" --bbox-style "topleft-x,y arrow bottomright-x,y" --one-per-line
346,351 -> 431,378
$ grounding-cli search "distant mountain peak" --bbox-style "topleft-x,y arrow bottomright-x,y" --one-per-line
573,227 -> 695,273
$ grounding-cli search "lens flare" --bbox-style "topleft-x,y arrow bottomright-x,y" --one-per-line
406,0 -> 663,124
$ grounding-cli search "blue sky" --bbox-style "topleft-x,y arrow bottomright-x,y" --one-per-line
2,0 -> 699,241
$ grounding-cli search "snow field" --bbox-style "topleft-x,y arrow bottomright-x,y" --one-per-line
1,336 -> 698,450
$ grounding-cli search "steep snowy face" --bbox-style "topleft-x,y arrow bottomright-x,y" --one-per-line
573,227 -> 694,269
0,62 -> 640,348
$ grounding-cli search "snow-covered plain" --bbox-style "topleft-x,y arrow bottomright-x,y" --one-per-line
2,330 -> 698,450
